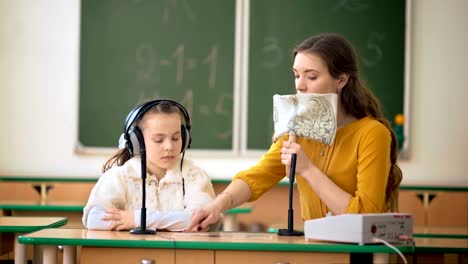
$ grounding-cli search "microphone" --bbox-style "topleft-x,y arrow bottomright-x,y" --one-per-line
130,143 -> 156,235
285,133 -> 296,177
278,152 -> 304,236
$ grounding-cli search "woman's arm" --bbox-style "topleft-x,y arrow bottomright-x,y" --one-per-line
186,137 -> 289,231
299,163 -> 352,215
282,123 -> 391,215
212,179 -> 252,213
186,179 -> 251,231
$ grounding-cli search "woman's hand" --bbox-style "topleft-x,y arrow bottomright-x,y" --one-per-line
185,204 -> 223,232
101,207 -> 135,231
281,140 -> 315,176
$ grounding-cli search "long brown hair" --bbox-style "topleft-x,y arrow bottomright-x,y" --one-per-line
293,33 -> 403,212
102,100 -> 185,173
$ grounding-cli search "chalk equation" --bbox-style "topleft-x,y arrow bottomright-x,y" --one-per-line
136,44 -> 218,90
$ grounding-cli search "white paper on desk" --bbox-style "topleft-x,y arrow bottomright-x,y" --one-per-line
273,93 -> 338,145
171,232 -> 274,240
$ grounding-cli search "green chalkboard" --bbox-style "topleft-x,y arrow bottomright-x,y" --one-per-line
78,0 -> 236,149
78,0 -> 406,151
247,0 -> 406,149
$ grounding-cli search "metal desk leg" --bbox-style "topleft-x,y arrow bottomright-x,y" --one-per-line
43,245 -> 57,264
32,183 -> 53,204
63,246 -> 76,264
34,245 -> 44,264
223,214 -> 238,231
416,192 -> 437,227
14,233 -> 27,264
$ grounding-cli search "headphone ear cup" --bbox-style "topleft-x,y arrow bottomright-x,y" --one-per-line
180,125 -> 191,152
128,126 -> 144,156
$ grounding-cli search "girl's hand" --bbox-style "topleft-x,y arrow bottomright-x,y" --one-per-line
102,207 -> 135,231
281,140 -> 314,176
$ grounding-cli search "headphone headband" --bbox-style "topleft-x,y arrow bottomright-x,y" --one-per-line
124,99 -> 192,155
124,99 -> 191,134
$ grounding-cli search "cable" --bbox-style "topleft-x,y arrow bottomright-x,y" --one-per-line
398,234 -> 416,246
372,237 -> 408,264
157,233 -> 176,263
398,234 -> 417,263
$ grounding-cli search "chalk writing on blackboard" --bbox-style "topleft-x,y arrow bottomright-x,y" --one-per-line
179,90 -> 232,141
202,46 -> 218,89
362,32 -> 385,67
136,43 -> 157,83
161,0 -> 197,24
135,44 -> 219,89
333,0 -> 369,12
261,37 -> 283,69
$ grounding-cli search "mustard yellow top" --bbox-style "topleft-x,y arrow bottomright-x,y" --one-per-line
234,117 -> 391,220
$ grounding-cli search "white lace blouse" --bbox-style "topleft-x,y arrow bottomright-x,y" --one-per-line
82,157 -> 215,231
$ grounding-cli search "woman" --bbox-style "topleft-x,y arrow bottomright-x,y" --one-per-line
187,33 -> 402,232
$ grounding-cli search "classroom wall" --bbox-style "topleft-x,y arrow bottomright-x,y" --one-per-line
0,0 -> 467,185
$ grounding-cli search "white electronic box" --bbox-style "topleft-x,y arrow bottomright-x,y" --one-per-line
304,213 -> 413,245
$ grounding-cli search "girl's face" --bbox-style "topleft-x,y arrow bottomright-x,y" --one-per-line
293,52 -> 347,94
140,112 -> 183,176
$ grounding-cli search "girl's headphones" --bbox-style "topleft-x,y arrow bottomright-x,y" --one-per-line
123,99 -> 192,156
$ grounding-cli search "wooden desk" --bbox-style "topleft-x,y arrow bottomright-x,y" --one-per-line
412,237 -> 468,264
0,177 -> 96,204
0,200 -> 85,228
19,228 -> 416,264
414,226 -> 468,239
0,200 -> 252,231
399,184 -> 468,227
0,216 -> 67,264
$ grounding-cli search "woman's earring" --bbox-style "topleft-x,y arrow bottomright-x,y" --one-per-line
337,87 -> 342,93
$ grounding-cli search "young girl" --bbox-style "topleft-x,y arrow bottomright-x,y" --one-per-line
83,99 -> 215,231
187,33 -> 403,232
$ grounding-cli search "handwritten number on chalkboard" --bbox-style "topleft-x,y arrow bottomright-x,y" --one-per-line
362,32 -> 385,67
136,44 -> 157,82
162,0 -> 197,24
202,46 -> 218,89
173,44 -> 185,85
179,89 -> 194,115
262,37 -> 283,68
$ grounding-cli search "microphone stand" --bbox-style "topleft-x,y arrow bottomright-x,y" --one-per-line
278,153 -> 303,236
130,147 -> 156,235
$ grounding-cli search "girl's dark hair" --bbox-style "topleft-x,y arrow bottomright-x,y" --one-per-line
102,100 -> 184,173
293,33 -> 402,212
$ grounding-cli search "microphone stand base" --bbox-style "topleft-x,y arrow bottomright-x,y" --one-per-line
277,229 -> 304,236
130,228 -> 156,235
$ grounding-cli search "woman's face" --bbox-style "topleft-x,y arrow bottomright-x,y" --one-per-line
140,112 -> 183,175
293,52 -> 345,94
